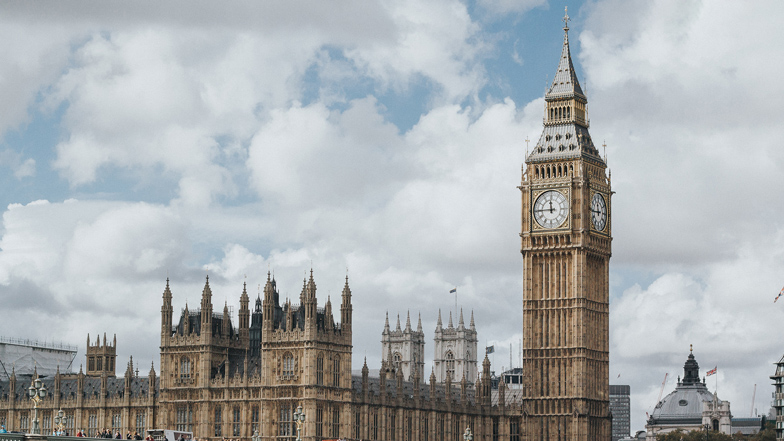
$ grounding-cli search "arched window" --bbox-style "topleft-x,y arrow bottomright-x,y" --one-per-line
712,419 -> 719,431
282,353 -> 295,379
333,356 -> 341,387
180,357 -> 191,379
393,352 -> 402,369
445,351 -> 455,379
316,353 -> 324,385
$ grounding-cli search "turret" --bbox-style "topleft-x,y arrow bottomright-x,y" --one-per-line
361,358 -> 369,398
183,303 -> 191,335
324,296 -> 334,331
429,368 -> 436,399
262,272 -> 276,331
161,278 -> 173,341
340,276 -> 352,331
239,281 -> 250,342
222,301 -> 230,337
148,362 -> 156,398
200,276 -> 213,328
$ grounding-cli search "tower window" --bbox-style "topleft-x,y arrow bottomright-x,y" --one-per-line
333,355 -> 341,387
316,353 -> 324,385
282,353 -> 295,379
445,351 -> 455,379
180,357 -> 191,379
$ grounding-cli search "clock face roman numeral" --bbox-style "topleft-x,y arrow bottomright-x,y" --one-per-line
533,190 -> 568,229
590,192 -> 607,231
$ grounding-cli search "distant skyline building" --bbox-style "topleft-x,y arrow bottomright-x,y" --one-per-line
610,385 -> 631,441
646,348 -> 732,440
772,353 -> 784,440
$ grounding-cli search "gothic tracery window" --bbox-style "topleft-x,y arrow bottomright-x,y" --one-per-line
333,355 -> 341,387
282,352 -> 295,379
180,357 -> 191,379
316,353 -> 324,385
445,351 -> 455,379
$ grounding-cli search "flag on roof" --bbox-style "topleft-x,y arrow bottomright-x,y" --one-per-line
486,345 -> 494,354
449,288 -> 457,293
706,366 -> 717,376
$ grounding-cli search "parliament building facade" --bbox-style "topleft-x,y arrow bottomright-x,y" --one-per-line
0,13 -> 611,441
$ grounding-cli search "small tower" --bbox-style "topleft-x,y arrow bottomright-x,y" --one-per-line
85,333 -> 117,377
381,311 -> 425,381
433,309 -> 477,385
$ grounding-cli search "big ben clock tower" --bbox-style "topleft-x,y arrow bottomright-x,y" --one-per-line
519,9 -> 611,441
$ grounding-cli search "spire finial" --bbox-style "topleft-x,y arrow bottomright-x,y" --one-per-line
690,344 -> 693,353
563,6 -> 570,32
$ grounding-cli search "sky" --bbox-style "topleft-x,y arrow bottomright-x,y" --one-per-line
0,0 -> 782,433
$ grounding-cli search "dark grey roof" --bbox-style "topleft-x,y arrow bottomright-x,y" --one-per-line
527,121 -> 602,163
350,374 -> 477,405
547,26 -> 585,100
0,374 -> 158,401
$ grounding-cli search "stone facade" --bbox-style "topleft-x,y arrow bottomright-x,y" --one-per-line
381,312 -> 425,382
518,9 -> 612,441
0,13 -> 613,441
433,310 -> 477,386
0,273 -> 521,441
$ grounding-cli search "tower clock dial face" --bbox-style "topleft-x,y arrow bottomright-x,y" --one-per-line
533,190 -> 569,229
590,192 -> 607,231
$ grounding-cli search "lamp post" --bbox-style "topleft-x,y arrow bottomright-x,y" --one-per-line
704,423 -> 710,441
463,427 -> 473,441
27,376 -> 47,435
53,409 -> 66,436
293,405 -> 305,441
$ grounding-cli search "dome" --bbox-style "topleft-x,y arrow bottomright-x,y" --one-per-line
650,350 -> 714,424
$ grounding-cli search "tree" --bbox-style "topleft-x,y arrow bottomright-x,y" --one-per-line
656,429 -> 733,441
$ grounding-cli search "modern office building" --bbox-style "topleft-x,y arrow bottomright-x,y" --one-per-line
610,385 -> 630,441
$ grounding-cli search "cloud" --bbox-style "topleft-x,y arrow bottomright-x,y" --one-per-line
0,149 -> 36,179
476,0 -> 547,17
580,0 -> 784,430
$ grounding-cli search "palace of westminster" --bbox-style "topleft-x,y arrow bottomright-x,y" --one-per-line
0,13 -> 614,441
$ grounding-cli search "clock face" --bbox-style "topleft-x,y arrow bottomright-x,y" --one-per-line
590,192 -> 607,231
533,190 -> 569,229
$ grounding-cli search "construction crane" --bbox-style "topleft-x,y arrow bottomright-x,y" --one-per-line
750,384 -> 756,417
656,373 -> 669,404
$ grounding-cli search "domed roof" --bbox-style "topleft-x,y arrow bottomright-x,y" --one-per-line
650,349 -> 715,423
